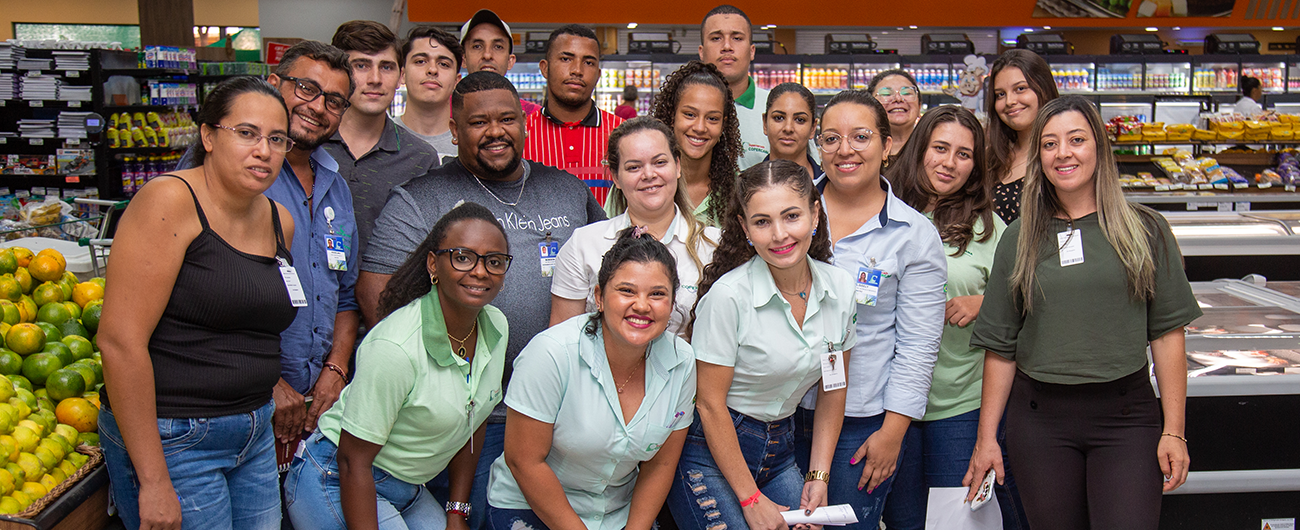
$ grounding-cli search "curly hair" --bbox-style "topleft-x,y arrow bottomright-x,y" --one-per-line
376,201 -> 508,320
885,105 -> 995,257
651,60 -> 742,225
688,159 -> 831,336
584,228 -> 681,337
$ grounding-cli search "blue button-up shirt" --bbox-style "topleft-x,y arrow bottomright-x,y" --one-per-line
264,148 -> 359,394
810,177 -> 947,420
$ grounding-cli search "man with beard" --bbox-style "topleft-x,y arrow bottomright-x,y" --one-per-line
699,4 -> 769,170
522,24 -> 623,206
326,21 -> 441,261
358,71 -> 605,530
174,41 -> 359,448
393,26 -> 462,159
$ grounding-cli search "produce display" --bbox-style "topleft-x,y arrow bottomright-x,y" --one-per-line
0,247 -> 103,515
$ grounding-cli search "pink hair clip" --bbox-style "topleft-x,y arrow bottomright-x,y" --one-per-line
631,225 -> 648,238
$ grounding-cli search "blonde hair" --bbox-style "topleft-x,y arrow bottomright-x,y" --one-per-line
1012,96 -> 1157,312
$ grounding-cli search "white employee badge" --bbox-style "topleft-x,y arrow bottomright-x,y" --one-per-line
820,333 -> 850,392
855,258 -> 883,306
1057,228 -> 1084,267
539,235 -> 559,277
277,257 -> 308,307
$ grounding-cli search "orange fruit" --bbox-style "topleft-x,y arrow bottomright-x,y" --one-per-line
70,283 -> 103,309
0,350 -> 21,376
35,250 -> 64,271
27,256 -> 62,284
35,324 -> 61,344
19,353 -> 60,386
43,342 -> 73,366
79,303 -> 101,334
0,251 -> 15,276
9,248 -> 32,269
61,337 -> 93,361
15,297 -> 35,324
54,398 -> 97,433
88,278 -> 104,289
61,302 -> 80,321
5,325 -> 44,355
35,304 -> 71,326
0,278 -> 19,304
0,302 -> 17,326
30,283 -> 62,307
11,269 -> 30,296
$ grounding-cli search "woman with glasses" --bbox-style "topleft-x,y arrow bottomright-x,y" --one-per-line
99,76 -> 298,528
965,96 -> 1198,530
879,106 -> 1004,529
552,118 -> 719,337
986,50 -> 1060,224
796,90 -> 947,529
868,70 -> 923,165
285,202 -> 512,530
762,83 -> 822,182
488,231 -> 696,530
668,160 -> 855,530
607,61 -> 741,228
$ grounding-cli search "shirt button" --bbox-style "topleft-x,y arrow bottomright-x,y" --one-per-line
600,480 -> 607,485
568,146 -> 574,150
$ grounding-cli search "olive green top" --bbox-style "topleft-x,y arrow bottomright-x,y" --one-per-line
970,211 -> 1200,384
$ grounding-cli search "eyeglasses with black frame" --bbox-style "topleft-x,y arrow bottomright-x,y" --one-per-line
209,123 -> 295,153
277,75 -> 351,116
817,129 -> 876,153
434,248 -> 514,275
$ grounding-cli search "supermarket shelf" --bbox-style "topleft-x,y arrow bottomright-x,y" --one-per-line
101,68 -> 196,76
1114,141 -> 1300,146
0,100 -> 92,109
103,104 -> 198,111
107,146 -> 193,154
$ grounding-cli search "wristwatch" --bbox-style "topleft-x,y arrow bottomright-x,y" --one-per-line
445,501 -> 472,518
804,470 -> 831,483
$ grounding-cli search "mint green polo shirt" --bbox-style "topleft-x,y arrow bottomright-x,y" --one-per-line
922,214 -> 1005,421
487,315 -> 696,530
318,289 -> 507,484
692,255 -> 858,422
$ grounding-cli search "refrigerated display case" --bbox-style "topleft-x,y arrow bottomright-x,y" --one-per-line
1157,211 -> 1300,281
1097,61 -> 1143,92
1193,59 -> 1240,94
502,61 -> 545,108
1144,60 -> 1192,95
849,57 -> 902,91
901,61 -> 953,94
1241,59 -> 1286,94
595,57 -> 657,115
1050,61 -> 1095,93
797,58 -> 850,96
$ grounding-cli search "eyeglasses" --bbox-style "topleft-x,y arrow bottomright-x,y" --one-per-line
209,124 -> 295,153
875,86 -> 918,99
817,130 -> 876,153
434,248 -> 514,275
278,75 -> 351,116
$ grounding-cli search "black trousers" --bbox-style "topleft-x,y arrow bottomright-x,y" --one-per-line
1005,367 -> 1165,530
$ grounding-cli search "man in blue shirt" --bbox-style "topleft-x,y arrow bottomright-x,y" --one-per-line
178,42 -> 359,445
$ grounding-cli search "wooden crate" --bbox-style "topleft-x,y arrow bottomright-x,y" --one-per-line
0,466 -> 109,530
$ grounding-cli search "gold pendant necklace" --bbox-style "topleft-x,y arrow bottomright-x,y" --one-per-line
616,352 -> 647,394
447,319 -> 478,359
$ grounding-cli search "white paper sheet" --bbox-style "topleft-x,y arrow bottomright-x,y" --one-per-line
925,487 -> 1003,530
781,504 -> 859,526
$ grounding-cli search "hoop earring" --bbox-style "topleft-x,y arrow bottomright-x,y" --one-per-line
430,273 -> 438,285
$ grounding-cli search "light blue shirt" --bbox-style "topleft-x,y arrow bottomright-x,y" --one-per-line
809,177 -> 947,420
693,255 -> 858,422
487,315 -> 696,530
265,149 -> 359,394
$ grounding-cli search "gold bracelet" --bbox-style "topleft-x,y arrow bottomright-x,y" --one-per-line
804,470 -> 830,483
1161,432 -> 1188,443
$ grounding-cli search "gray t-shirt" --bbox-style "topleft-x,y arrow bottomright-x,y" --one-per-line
394,114 -> 457,164
363,158 -> 606,418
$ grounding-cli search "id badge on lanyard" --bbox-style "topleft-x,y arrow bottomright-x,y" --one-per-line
855,258 -> 883,306
539,232 -> 559,277
1058,228 -> 1084,267
323,206 -> 347,271
278,257 -> 308,307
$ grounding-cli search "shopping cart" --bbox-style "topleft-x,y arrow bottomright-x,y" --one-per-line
74,198 -> 128,278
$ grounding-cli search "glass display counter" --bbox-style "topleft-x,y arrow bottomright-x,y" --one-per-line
1145,61 -> 1192,94
1241,59 -> 1286,94
1097,61 -> 1143,92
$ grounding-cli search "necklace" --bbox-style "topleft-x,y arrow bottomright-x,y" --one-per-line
616,352 -> 648,394
471,170 -> 528,207
776,268 -> 812,301
447,319 -> 478,359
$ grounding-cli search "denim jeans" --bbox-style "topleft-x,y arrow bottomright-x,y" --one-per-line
487,506 -> 551,530
794,407 -> 902,530
284,431 -> 445,530
426,421 -> 505,530
99,401 -> 280,530
667,409 -> 803,530
880,409 -> 980,530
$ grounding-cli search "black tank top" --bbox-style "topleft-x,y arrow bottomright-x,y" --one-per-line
112,176 -> 298,418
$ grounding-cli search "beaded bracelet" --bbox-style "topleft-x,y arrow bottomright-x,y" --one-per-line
1161,432 -> 1188,443
740,490 -> 762,507
323,361 -> 348,380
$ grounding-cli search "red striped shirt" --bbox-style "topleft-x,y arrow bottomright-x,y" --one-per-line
523,104 -> 624,206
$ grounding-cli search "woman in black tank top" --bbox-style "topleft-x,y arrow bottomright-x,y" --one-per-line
98,77 -> 299,529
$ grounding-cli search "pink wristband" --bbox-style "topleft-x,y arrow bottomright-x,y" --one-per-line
740,490 -> 762,507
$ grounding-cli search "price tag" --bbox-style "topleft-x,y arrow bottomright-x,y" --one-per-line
29,139 -> 43,146
67,139 -> 79,146
1235,202 -> 1251,212
30,101 -> 42,107
1154,184 -> 1171,192
1287,185 -> 1297,192
65,176 -> 80,183
1057,229 -> 1084,267
1259,182 -> 1273,189
66,71 -> 79,78
1197,184 -> 1214,191
0,100 -> 5,107
69,101 -> 80,108
1213,183 -> 1230,190
1232,182 -> 1248,189
0,138 -> 6,144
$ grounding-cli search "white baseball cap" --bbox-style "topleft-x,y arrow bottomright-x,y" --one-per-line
460,9 -> 513,52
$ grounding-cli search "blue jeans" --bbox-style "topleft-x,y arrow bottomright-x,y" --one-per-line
880,409 -> 980,530
426,421 -> 505,530
284,431 -> 445,530
794,407 -> 902,530
487,506 -> 551,530
100,401 -> 280,530
668,410 -> 804,530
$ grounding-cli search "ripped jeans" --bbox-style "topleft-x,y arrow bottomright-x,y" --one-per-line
667,410 -> 803,530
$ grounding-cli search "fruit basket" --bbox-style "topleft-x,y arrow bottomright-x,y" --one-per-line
0,446 -> 106,530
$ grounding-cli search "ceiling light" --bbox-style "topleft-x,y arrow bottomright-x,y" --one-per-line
1273,26 -> 1285,31
1024,28 -> 1034,32
627,22 -> 638,29
1145,27 -> 1159,31
1043,26 -> 1052,29
909,25 -> 918,29
1173,26 -> 1181,30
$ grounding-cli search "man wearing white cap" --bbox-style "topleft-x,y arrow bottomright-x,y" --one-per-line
461,9 -> 541,115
